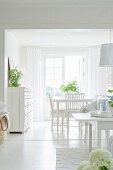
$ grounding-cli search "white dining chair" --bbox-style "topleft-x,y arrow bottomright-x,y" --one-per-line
65,92 -> 85,137
49,94 -> 66,134
65,93 -> 85,112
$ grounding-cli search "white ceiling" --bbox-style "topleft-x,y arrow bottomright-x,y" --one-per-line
8,29 -> 113,47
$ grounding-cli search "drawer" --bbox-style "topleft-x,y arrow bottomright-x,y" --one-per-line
25,106 -> 29,114
24,124 -> 29,131
24,99 -> 33,107
24,91 -> 32,98
25,115 -> 29,125
25,106 -> 33,114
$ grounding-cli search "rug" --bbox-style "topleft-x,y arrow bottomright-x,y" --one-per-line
56,148 -> 89,170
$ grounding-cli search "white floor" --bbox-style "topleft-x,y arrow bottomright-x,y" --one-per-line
0,121 -> 109,170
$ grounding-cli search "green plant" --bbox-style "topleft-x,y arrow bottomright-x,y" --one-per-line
108,100 -> 113,108
9,67 -> 23,87
108,89 -> 113,108
108,89 -> 113,93
60,80 -> 79,93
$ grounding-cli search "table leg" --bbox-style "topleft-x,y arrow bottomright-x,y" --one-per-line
62,118 -> 64,133
97,124 -> 101,148
79,121 -> 82,138
67,116 -> 69,139
89,123 -> 92,152
57,116 -> 59,134
84,122 -> 88,143
105,130 -> 110,146
56,102 -> 59,134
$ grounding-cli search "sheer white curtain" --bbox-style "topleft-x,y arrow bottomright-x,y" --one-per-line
21,47 -> 46,122
84,47 -> 109,98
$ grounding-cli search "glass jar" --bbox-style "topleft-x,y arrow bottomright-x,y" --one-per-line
97,95 -> 108,112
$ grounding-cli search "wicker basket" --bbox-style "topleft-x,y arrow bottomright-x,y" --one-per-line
0,129 -> 4,144
0,116 -> 8,144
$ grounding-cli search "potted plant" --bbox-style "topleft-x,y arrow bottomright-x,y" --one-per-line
60,80 -> 79,93
8,67 -> 23,87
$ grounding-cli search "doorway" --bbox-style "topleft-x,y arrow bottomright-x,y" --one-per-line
4,29 -> 113,141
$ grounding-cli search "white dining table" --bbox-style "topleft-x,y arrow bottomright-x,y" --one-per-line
72,112 -> 113,152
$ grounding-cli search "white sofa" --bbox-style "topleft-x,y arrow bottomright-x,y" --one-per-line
80,101 -> 97,113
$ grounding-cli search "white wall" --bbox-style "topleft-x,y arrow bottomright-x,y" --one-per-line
5,31 -> 20,67
4,31 -> 21,102
0,29 -> 5,101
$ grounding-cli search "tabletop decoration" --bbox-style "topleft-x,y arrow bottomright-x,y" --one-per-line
77,149 -> 113,170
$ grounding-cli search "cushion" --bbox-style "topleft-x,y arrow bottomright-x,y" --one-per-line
80,101 -> 97,113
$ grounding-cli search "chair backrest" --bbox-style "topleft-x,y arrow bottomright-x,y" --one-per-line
49,94 -> 54,113
65,93 -> 85,111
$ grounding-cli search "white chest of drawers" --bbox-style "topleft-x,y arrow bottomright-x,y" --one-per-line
7,87 -> 33,133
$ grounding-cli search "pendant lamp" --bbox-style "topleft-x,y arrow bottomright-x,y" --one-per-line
100,29 -> 113,67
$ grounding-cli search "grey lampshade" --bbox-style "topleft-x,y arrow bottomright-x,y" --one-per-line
100,43 -> 113,67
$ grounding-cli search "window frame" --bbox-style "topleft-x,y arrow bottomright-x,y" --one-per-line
45,56 -> 65,95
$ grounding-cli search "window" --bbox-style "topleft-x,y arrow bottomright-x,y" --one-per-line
45,56 -> 85,96
46,57 -> 64,96
64,56 -> 82,83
